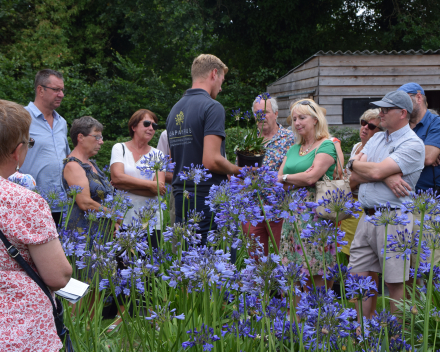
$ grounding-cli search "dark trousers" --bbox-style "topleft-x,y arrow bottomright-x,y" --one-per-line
51,212 -> 62,226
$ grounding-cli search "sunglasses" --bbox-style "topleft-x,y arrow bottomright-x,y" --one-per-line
295,100 -> 317,113
11,138 -> 35,154
360,119 -> 380,131
143,120 -> 159,130
379,107 -> 401,114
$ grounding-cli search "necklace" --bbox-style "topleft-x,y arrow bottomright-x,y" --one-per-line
299,140 -> 316,156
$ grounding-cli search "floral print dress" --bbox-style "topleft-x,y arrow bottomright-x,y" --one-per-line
0,177 -> 63,352
279,141 -> 337,276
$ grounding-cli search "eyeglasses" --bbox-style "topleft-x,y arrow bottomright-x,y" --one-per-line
40,85 -> 66,94
379,107 -> 401,114
143,120 -> 159,130
294,100 -> 317,114
87,134 -> 104,141
11,138 -> 35,154
360,119 -> 380,131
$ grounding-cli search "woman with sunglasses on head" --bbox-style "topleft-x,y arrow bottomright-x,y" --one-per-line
110,109 -> 166,248
0,100 -> 72,352
63,116 -> 115,232
278,98 -> 339,291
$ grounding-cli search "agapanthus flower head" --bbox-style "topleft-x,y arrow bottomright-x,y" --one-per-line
178,163 -> 212,185
58,228 -> 87,257
222,318 -> 257,339
205,181 -> 231,212
253,109 -> 266,123
345,274 -> 377,301
365,202 -> 411,227
182,324 -> 220,351
77,242 -> 118,282
207,224 -> 242,250
315,188 -> 361,219
300,220 -> 346,255
240,253 -> 288,295
163,222 -> 202,246
137,151 -> 175,178
296,287 -> 337,321
275,187 -> 308,223
326,263 -> 351,282
231,108 -> 242,121
66,185 -> 83,198
145,302 -> 185,323
242,110 -> 252,122
163,246 -> 235,292
41,187 -> 70,210
107,226 -> 149,258
240,232 -> 264,257
134,198 -> 160,227
386,229 -> 430,261
230,164 -> 283,196
256,92 -> 271,102
284,262 -> 306,289
404,188 -> 439,215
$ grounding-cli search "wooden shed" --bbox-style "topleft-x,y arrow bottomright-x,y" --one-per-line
267,49 -> 440,126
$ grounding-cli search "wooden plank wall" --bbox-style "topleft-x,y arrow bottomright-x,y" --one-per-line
267,57 -> 319,126
269,54 -> 440,126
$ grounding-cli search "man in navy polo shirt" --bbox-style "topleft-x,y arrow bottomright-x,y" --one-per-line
397,82 -> 440,192
166,54 -> 241,245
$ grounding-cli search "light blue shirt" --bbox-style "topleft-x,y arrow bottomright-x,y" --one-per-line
20,102 -> 70,212
358,124 -> 425,208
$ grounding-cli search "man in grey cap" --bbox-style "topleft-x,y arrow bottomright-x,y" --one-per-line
346,90 -> 425,317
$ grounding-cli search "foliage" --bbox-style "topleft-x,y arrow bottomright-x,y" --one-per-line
329,126 -> 360,157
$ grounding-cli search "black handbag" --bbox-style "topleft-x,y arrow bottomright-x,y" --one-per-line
0,229 -> 74,351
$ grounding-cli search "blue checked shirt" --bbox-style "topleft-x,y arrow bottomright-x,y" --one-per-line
358,124 -> 425,208
20,102 -> 70,212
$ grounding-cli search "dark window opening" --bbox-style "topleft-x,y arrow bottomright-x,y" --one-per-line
425,91 -> 440,115
342,98 -> 380,124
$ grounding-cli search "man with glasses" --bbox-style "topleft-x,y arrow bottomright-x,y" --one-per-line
346,90 -> 425,317
20,69 -> 70,224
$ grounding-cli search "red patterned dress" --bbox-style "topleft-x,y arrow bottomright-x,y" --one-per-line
0,176 -> 62,351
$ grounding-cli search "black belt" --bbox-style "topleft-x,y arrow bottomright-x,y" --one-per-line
363,207 -> 399,216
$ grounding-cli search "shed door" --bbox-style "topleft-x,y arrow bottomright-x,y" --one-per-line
342,98 -> 380,124
425,91 -> 440,114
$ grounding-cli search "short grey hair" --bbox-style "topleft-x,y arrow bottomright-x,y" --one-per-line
252,97 -> 278,114
70,116 -> 103,147
34,69 -> 64,92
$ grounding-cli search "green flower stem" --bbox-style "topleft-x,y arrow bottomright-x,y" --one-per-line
293,220 -> 316,292
333,212 -> 347,307
155,169 -> 163,247
411,209 -> 425,348
194,183 -> 197,213
423,248 -> 437,352
257,192 -> 279,255
209,212 -> 214,231
289,284 -> 303,352
63,194 -> 77,229
358,294 -> 368,352
382,223 -> 390,351
322,245 -> 328,291
403,258 -> 407,332
433,320 -> 439,350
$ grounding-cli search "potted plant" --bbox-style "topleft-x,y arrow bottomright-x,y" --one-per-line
232,92 -> 270,167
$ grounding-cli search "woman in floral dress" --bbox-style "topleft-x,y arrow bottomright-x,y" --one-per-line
0,100 -> 72,351
277,99 -> 337,291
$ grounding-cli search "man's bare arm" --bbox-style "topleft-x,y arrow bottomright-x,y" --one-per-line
203,135 -> 241,175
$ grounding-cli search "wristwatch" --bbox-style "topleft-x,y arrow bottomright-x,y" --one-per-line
282,174 -> 288,182
347,159 -> 355,171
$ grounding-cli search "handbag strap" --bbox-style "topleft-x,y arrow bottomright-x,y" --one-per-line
0,229 -> 58,315
313,139 -> 346,180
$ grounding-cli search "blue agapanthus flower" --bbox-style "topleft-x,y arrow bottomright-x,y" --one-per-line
364,202 -> 411,226
345,274 -> 377,301
182,324 -> 220,351
386,229 -> 430,261
137,151 -> 175,178
178,163 -> 212,185
315,188 -> 361,219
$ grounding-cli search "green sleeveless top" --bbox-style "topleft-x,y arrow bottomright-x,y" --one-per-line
282,139 -> 337,179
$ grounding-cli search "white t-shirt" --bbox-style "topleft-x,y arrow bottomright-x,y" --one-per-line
110,143 -> 163,229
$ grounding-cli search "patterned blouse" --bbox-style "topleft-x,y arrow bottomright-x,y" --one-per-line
62,157 -> 114,233
263,123 -> 295,172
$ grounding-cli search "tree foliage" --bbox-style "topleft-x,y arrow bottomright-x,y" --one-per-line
1,0 -> 440,140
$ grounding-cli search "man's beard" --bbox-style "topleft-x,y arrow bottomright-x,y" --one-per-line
409,101 -> 421,123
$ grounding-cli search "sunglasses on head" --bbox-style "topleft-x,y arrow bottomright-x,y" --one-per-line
143,120 -> 159,130
360,119 -> 380,131
295,100 -> 317,113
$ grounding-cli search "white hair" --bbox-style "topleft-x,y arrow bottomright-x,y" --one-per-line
252,97 -> 278,114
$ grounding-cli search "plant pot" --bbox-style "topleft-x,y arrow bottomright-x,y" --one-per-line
236,150 -> 266,167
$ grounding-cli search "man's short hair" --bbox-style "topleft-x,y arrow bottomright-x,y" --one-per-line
252,97 -> 278,115
0,100 -> 32,161
70,116 -> 103,147
34,69 -> 63,92
191,54 -> 228,81
128,109 -> 158,138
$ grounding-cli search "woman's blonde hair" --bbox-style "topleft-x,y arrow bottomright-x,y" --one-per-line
289,99 -> 330,145
360,108 -> 383,130
0,100 -> 32,162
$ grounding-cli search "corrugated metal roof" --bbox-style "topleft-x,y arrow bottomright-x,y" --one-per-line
269,49 -> 440,86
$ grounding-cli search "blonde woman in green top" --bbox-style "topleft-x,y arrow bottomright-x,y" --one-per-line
278,99 -> 337,291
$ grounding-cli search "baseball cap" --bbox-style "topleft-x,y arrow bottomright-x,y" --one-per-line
397,82 -> 425,95
370,90 -> 413,113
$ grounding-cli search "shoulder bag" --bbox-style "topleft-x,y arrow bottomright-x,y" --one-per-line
0,229 -> 74,351
314,140 -> 352,222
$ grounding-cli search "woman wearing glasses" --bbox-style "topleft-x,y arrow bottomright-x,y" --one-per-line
110,109 -> 166,248
278,99 -> 338,290
0,100 -> 72,351
62,116 -> 114,232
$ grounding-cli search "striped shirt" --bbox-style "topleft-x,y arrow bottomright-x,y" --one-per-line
20,102 -> 70,212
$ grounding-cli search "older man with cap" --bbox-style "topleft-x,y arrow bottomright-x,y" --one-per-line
346,90 -> 425,317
